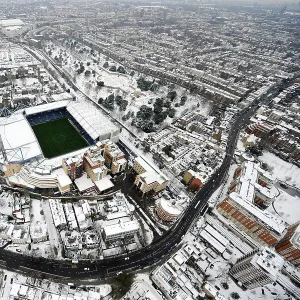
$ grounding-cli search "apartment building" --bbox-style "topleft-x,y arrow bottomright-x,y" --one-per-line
229,161 -> 276,209
230,247 -> 284,289
62,155 -> 83,180
102,220 -> 140,242
83,148 -> 108,182
133,156 -> 169,196
275,221 -> 300,267
101,140 -> 127,175
30,221 -> 48,243
183,169 -> 208,191
49,199 -> 67,230
157,198 -> 183,222
217,192 -> 286,246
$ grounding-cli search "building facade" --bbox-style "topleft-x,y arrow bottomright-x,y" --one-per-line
217,192 -> 286,246
275,221 -> 300,267
230,247 -> 284,289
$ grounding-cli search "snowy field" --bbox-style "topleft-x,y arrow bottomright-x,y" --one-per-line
267,186 -> 300,225
260,151 -> 300,190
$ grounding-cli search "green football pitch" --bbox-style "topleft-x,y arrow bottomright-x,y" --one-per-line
32,118 -> 89,159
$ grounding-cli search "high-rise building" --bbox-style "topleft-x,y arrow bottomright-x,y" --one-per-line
275,222 -> 300,267
230,247 -> 284,289
62,155 -> 83,180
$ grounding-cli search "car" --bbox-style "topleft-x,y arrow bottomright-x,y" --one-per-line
16,249 -> 21,253
124,257 -> 129,260
116,271 -> 123,275
84,268 -> 90,271
10,278 -> 13,284
4,274 -> 7,281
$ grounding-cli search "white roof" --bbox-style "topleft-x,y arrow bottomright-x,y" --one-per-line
0,113 -> 42,162
159,198 -> 182,216
0,19 -> 24,27
94,177 -> 114,192
24,100 -> 70,116
254,247 -> 284,279
74,174 -> 94,192
200,229 -> 226,253
104,220 -> 139,237
135,156 -> 168,183
229,192 -> 286,234
57,174 -> 72,187
66,102 -> 119,140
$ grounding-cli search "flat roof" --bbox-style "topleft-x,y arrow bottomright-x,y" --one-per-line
104,220 -> 139,236
24,100 -> 70,116
74,173 -> 94,192
94,177 -> 113,192
0,113 -> 42,162
160,198 -> 182,216
229,192 -> 286,234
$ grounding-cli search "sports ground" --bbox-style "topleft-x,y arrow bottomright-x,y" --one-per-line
32,118 -> 89,159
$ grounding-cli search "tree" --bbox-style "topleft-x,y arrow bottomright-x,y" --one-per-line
109,65 -> 117,72
98,97 -> 104,104
168,108 -> 176,118
104,94 -> 115,110
115,95 -> 123,106
40,210 -> 44,215
97,81 -> 104,87
154,98 -> 164,107
153,112 -> 165,124
180,95 -> 187,105
103,61 -> 109,68
117,66 -> 126,74
167,90 -> 177,101
154,104 -> 163,114
137,77 -> 152,91
136,105 -> 153,119
120,99 -> 128,111
221,282 -> 229,289
77,65 -> 85,74
230,292 -> 240,299
111,273 -> 134,299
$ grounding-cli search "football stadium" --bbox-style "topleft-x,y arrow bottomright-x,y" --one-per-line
0,100 -> 120,164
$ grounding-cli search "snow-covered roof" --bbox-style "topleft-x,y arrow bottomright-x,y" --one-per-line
66,102 -> 119,141
0,19 -> 24,27
74,173 -> 94,192
0,113 -> 42,162
200,228 -> 226,253
159,198 -> 183,217
94,177 -> 114,192
104,220 -> 139,237
229,192 -> 286,234
254,247 -> 284,279
24,100 -> 70,116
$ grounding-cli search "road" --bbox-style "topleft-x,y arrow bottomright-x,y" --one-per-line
1,40 -> 294,280
0,95 -> 264,280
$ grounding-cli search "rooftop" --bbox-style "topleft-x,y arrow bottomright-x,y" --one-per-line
229,192 -> 286,235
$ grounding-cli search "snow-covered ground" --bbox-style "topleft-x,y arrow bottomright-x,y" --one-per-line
0,189 -> 14,216
0,268 -> 112,300
260,151 -> 300,190
267,186 -> 300,225
122,272 -> 163,300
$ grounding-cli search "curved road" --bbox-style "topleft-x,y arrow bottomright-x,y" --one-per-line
0,97 -> 262,280
3,39 -> 292,280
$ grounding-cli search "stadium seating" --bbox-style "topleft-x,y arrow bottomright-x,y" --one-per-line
26,107 -> 95,146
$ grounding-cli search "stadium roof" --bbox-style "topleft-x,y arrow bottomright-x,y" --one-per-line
0,113 -> 42,163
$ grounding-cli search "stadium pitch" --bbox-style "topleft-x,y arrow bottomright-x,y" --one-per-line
32,118 -> 89,159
